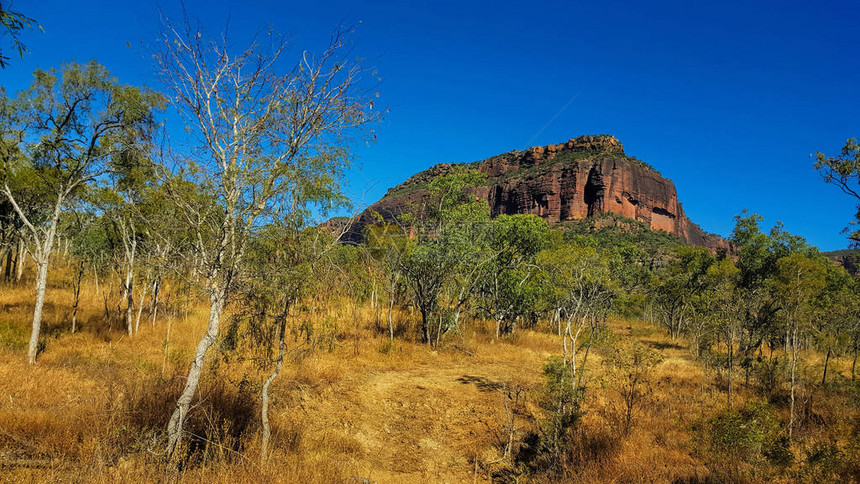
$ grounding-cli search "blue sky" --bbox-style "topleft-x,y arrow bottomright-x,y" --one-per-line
4,0 -> 859,250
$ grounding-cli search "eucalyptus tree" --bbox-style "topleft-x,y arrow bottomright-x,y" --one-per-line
811,262 -> 854,385
537,243 -> 614,391
401,166 -> 488,345
731,213 -> 813,354
476,214 -> 550,338
233,222 -> 334,463
155,17 -> 377,458
135,182 -> 184,329
845,280 -> 860,381
66,207 -> 105,333
0,3 -> 37,68
94,186 -> 142,335
0,174 -> 31,282
429,167 -> 491,343
699,257 -> 742,406
815,138 -> 860,244
364,221 -> 412,342
96,144 -> 164,336
441,218 -> 494,336
0,62 -> 163,363
772,253 -> 827,441
402,237 -> 455,345
648,246 -> 713,341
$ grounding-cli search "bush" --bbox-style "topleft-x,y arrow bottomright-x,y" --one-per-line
803,441 -> 843,482
516,357 -> 587,478
753,357 -> 788,404
704,402 -> 790,481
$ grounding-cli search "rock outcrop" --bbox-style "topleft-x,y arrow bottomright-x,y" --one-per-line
349,135 -> 722,247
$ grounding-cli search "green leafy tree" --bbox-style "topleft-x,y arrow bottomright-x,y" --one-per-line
731,213 -> 814,360
537,243 -> 614,390
402,237 -> 455,345
811,262 -> 854,385
400,167 -> 488,345
649,245 -> 714,340
699,257 -> 742,405
476,214 -> 550,338
0,62 -> 163,364
233,222 -> 333,462
815,138 -> 860,243
364,222 -> 412,342
66,207 -> 109,333
772,253 -> 827,440
425,165 -> 488,230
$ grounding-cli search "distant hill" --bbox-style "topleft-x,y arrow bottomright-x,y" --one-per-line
824,248 -> 860,276
346,134 -> 726,249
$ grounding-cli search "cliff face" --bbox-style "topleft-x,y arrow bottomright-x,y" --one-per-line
351,135 -> 721,247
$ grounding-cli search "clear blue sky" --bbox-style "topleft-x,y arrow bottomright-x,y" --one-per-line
4,0 -> 859,251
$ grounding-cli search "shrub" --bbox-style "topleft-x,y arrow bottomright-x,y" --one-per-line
516,357 -> 588,478
704,402 -> 790,481
803,441 -> 843,482
753,357 -> 788,404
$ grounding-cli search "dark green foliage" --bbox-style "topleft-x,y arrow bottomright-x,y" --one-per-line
648,245 -> 715,340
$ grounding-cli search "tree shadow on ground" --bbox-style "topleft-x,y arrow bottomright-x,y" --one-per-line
456,375 -> 503,392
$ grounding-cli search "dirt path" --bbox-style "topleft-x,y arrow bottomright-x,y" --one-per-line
296,350 -> 549,483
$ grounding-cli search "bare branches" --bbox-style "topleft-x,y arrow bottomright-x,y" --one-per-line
155,12 -> 379,460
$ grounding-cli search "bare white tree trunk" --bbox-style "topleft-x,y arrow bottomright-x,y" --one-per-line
28,255 -> 50,364
71,260 -> 85,334
161,308 -> 173,379
120,224 -> 137,336
15,238 -> 26,282
134,283 -> 148,334
789,325 -> 798,441
124,267 -> 134,335
94,268 -> 100,297
260,324 -> 286,464
9,193 -> 64,365
388,297 -> 395,343
165,285 -> 226,459
151,278 -> 160,327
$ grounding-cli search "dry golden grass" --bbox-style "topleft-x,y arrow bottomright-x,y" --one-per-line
0,265 -> 858,483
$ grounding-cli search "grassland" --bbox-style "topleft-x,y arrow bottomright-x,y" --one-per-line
0,259 -> 857,483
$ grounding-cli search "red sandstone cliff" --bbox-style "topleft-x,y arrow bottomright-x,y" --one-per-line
349,135 -> 722,247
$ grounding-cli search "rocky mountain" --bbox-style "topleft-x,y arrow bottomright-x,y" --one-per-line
348,134 -> 724,248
